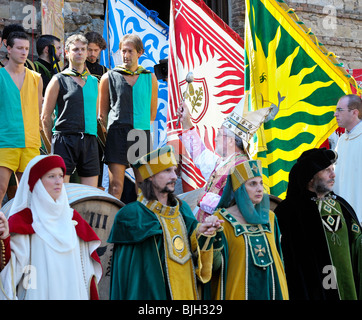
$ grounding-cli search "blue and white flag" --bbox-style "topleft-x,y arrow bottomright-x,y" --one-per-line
100,0 -> 169,148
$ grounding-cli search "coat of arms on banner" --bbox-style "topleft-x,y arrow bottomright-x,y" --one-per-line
179,77 -> 209,124
167,0 -> 245,191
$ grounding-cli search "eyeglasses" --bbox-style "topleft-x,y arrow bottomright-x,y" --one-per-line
335,108 -> 351,113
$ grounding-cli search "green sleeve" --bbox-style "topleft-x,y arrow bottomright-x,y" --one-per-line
109,236 -> 168,300
179,200 -> 199,236
350,228 -> 362,299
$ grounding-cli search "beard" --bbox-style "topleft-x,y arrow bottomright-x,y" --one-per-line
159,181 -> 176,194
87,56 -> 97,63
312,177 -> 334,195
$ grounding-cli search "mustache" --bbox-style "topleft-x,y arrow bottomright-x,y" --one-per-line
159,180 -> 176,194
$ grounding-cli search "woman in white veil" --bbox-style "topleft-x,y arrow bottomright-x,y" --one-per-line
0,155 -> 102,300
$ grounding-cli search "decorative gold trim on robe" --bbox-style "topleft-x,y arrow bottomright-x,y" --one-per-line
138,193 -> 198,299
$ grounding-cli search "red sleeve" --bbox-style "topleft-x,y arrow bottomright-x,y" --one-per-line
0,209 -> 35,269
72,211 -> 102,299
72,210 -> 99,242
72,210 -> 101,265
8,208 -> 35,235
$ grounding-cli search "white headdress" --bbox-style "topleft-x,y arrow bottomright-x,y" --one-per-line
9,155 -> 77,252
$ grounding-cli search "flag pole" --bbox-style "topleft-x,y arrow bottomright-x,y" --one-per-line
106,0 -> 111,68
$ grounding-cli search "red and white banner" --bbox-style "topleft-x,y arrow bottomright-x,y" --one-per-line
347,69 -> 362,92
167,0 -> 245,191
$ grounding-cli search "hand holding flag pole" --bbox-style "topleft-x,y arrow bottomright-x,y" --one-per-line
176,72 -> 194,127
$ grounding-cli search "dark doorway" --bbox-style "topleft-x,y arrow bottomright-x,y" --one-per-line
137,0 -> 170,25
108,1 -> 228,26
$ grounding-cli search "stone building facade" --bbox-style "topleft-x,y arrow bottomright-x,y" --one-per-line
0,0 -> 105,60
230,0 -> 362,69
0,0 -> 361,69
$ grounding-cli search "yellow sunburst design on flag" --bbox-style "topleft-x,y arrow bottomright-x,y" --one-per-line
245,0 -> 361,199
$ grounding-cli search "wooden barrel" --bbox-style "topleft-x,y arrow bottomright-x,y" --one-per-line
65,183 -> 124,300
269,194 -> 282,211
1,183 -> 124,300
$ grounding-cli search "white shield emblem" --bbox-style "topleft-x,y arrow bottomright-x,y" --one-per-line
179,77 -> 209,124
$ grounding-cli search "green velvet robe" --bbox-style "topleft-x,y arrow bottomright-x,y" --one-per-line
107,198 -> 212,300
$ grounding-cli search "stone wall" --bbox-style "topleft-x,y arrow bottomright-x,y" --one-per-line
0,0 -> 361,69
64,0 -> 104,37
230,0 -> 362,69
0,0 -> 105,60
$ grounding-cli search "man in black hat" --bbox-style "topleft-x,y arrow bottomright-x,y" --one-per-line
274,148 -> 362,300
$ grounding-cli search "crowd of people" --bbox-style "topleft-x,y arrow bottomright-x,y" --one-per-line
0,23 -> 361,301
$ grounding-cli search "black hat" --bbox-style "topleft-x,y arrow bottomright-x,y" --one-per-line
287,148 -> 337,196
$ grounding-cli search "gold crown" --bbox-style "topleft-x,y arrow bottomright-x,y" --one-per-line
133,145 -> 177,180
231,160 -> 263,191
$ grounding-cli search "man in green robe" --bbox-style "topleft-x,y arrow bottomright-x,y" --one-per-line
108,145 -> 223,300
275,148 -> 362,300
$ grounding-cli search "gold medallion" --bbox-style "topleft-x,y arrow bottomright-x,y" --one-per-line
173,235 -> 185,252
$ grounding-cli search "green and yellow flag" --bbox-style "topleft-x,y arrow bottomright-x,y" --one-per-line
244,0 -> 361,199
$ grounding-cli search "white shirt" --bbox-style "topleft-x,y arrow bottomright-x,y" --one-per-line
334,120 -> 362,222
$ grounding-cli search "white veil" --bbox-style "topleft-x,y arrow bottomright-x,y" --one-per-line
8,155 -> 77,252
